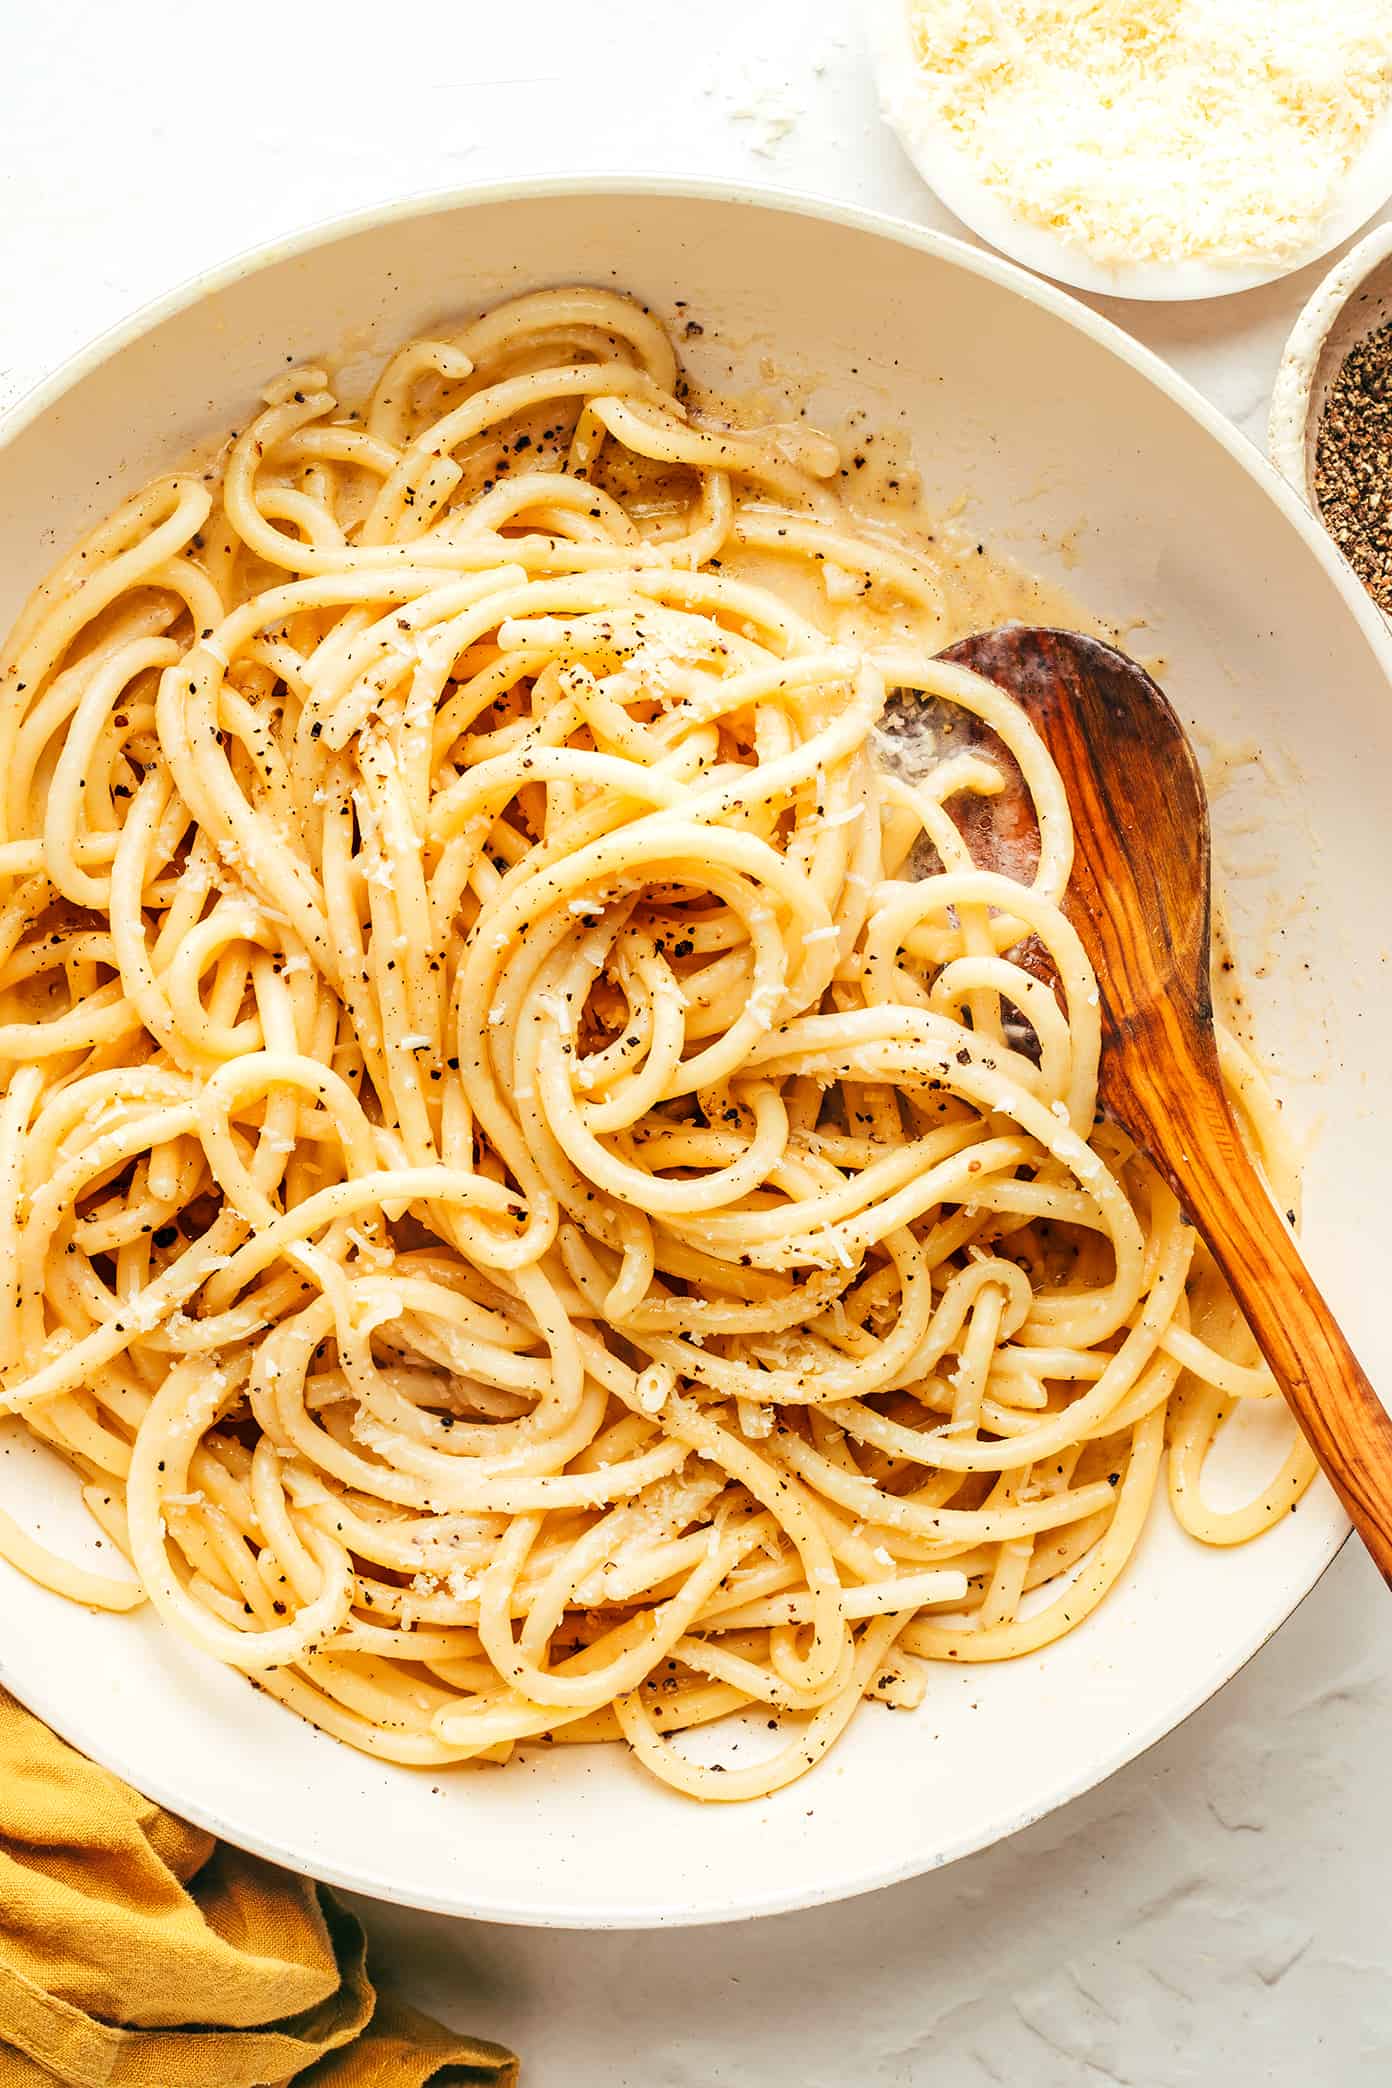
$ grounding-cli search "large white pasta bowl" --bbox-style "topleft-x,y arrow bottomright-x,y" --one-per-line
0,181 -> 1385,1927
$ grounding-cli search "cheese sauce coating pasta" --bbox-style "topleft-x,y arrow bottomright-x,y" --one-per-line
0,290 -> 1315,1798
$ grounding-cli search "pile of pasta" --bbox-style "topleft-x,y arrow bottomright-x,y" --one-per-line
0,289 -> 1315,1798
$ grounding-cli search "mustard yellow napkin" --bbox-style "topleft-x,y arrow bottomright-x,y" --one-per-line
0,1691 -> 516,2088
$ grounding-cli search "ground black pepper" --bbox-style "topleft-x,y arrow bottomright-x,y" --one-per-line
1314,318 -> 1392,611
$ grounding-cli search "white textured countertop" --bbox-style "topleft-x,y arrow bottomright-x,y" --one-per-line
4,4 -> 1389,2080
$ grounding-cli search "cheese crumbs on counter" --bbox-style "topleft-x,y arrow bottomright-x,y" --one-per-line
906,0 -> 1392,267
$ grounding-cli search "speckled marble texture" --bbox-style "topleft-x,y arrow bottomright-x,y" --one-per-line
2,4 -> 1389,2080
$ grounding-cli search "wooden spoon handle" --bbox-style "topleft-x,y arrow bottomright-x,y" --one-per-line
1113,1029 -> 1392,1586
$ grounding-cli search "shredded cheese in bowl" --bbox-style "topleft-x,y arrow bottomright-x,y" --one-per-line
903,0 -> 1392,270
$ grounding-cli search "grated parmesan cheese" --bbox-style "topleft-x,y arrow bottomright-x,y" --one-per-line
906,0 -> 1392,266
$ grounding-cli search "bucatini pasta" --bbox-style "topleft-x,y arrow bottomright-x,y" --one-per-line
0,289 -> 1315,1798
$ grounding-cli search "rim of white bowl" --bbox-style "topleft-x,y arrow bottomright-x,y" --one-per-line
0,174 -> 1378,1927
866,0 -> 1392,304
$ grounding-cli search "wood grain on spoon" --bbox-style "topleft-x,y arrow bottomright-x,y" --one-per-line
938,626 -> 1392,1587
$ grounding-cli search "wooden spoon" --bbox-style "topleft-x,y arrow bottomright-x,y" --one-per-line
924,625 -> 1392,1584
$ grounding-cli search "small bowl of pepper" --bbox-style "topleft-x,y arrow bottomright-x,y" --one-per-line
1270,221 -> 1392,616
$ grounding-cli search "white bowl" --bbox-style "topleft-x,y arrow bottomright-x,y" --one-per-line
1270,220 -> 1392,516
0,180 -> 1386,1929
869,0 -> 1392,302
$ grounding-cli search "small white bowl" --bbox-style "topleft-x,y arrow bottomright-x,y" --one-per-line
1270,221 -> 1392,515
869,0 -> 1392,303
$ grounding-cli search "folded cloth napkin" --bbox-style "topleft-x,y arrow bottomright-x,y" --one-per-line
0,1691 -> 516,2088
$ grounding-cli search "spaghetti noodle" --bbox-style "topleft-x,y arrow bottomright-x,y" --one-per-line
0,289 -> 1316,1798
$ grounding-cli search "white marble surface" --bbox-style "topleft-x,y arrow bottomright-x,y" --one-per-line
3,2 -> 1389,2079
